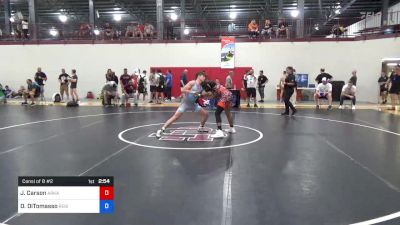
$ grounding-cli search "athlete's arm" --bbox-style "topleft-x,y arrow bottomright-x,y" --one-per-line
181,81 -> 195,94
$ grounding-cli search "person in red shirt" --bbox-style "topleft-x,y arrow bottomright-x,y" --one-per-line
136,24 -> 144,40
121,79 -> 138,107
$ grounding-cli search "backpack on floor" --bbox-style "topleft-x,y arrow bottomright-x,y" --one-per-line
52,93 -> 61,103
86,91 -> 95,99
66,101 -> 79,107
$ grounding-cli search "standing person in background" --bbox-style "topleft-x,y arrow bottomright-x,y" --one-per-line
156,69 -> 165,104
34,67 -> 47,101
279,71 -> 287,102
58,68 -> 70,102
120,68 -> 133,103
137,70 -> 148,102
179,69 -> 189,101
378,71 -> 389,104
246,70 -> 258,108
350,70 -> 357,86
257,70 -> 268,103
165,69 -> 173,101
149,70 -> 157,103
70,69 -> 79,103
281,66 -> 297,115
388,65 -> 400,110
225,71 -> 234,90
315,68 -> 333,84
242,70 -> 249,104
21,19 -> 29,39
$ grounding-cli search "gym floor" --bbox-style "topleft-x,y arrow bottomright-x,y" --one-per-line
0,105 -> 399,225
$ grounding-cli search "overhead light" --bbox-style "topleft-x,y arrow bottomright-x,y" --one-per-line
314,26 -> 319,31
335,9 -> 341,14
229,12 -> 237,19
291,9 -> 299,18
58,14 -> 68,23
292,3 -> 297,6
9,17 -> 15,22
184,28 -> 190,35
171,6 -> 179,9
113,7 -> 121,11
387,63 -> 399,66
382,58 -> 400,61
170,13 -> 178,21
93,29 -> 100,36
113,14 -> 122,21
49,28 -> 58,37
230,5 -> 236,8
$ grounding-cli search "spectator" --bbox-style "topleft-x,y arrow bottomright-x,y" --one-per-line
315,68 -> 333,84
78,23 -> 91,38
388,65 -> 400,110
156,69 -> 165,104
281,66 -> 297,115
350,70 -> 357,86
248,19 -> 259,38
70,69 -> 79,103
225,71 -> 234,90
15,23 -> 22,39
22,79 -> 40,106
314,77 -> 333,110
15,86 -> 26,98
125,22 -> 136,38
144,23 -> 155,39
165,70 -> 173,101
137,23 -> 145,40
276,19 -> 289,39
106,70 -> 119,85
339,80 -> 357,110
21,19 -> 29,39
103,23 -> 115,40
121,80 -> 138,107
0,84 -> 5,103
149,70 -> 158,103
137,70 -> 147,102
257,70 -> 268,103
332,25 -> 347,37
0,28 -> 3,38
261,19 -> 273,39
246,70 -> 258,108
4,85 -> 15,98
120,68 -> 131,86
102,81 -> 118,106
279,70 -> 287,102
378,71 -> 389,104
179,69 -> 188,101
34,67 -> 47,101
58,68 -> 70,101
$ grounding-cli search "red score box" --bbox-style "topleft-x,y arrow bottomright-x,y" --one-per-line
100,186 -> 114,200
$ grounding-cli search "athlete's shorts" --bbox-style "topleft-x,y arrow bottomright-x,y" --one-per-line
177,102 -> 202,113
318,93 -> 328,99
217,101 -> 231,110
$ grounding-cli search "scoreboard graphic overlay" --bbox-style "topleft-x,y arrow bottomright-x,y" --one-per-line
18,176 -> 114,214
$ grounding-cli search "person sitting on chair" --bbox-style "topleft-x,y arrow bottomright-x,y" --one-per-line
248,19 -> 259,38
22,79 -> 40,106
261,19 -> 273,39
339,80 -> 357,110
314,77 -> 332,110
121,80 -> 138,107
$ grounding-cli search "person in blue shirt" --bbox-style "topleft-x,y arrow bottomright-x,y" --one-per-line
166,69 -> 173,101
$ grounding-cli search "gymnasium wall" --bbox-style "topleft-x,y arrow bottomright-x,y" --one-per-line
0,37 -> 399,102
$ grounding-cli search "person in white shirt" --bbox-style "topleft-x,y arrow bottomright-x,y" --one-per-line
314,77 -> 332,110
246,70 -> 258,108
339,80 -> 357,110
21,19 -> 29,39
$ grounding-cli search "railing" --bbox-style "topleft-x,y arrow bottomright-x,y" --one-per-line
0,13 -> 399,43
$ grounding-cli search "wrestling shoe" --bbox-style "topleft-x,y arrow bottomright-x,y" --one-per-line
352,105 -> 356,111
224,127 -> 236,134
211,129 -> 226,139
156,129 -> 164,138
339,105 -> 344,109
197,126 -> 209,133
